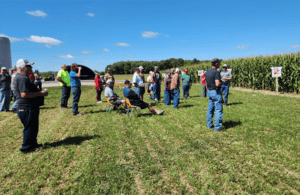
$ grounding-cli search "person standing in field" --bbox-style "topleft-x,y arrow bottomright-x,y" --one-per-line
133,68 -> 145,101
34,70 -> 43,90
181,69 -> 192,99
10,67 -> 18,112
95,73 -> 103,103
201,71 -> 207,98
139,66 -> 145,101
69,63 -> 83,116
104,68 -> 115,88
205,58 -> 224,131
151,66 -> 162,103
57,64 -> 71,110
164,71 -> 172,105
0,67 -> 11,112
220,64 -> 232,106
146,71 -> 153,99
14,59 -> 48,153
171,68 -> 181,108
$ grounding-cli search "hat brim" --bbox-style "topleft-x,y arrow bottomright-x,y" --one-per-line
25,62 -> 34,65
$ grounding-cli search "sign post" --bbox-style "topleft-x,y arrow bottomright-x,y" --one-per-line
271,67 -> 282,92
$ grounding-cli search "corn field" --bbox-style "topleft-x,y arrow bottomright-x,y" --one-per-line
187,53 -> 300,93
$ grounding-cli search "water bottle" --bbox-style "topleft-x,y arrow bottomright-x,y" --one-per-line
44,89 -> 48,92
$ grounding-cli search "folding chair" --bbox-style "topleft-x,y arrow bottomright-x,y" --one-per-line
106,97 -> 119,115
125,98 -> 141,118
115,83 -> 121,92
146,89 -> 153,99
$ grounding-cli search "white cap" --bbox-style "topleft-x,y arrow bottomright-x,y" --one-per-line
16,59 -> 34,68
106,79 -> 114,84
223,64 -> 227,67
149,71 -> 153,73
139,66 -> 144,69
1,67 -> 7,70
175,68 -> 180,72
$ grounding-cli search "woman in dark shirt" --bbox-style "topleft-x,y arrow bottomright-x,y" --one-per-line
163,71 -> 172,105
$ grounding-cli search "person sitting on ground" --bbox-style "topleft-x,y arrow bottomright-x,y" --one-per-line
95,73 -> 104,103
123,80 -> 165,115
104,79 -> 129,112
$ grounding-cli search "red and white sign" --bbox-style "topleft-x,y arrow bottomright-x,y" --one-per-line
198,70 -> 204,76
271,67 -> 282,78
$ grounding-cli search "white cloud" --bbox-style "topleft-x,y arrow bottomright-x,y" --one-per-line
57,54 -> 75,59
126,53 -> 134,57
82,60 -> 89,62
291,45 -> 300,48
26,10 -> 47,18
0,34 -> 23,42
87,13 -> 95,17
114,43 -> 130,47
80,50 -> 92,54
141,31 -> 159,38
27,35 -> 62,47
102,48 -> 110,52
237,44 -> 250,49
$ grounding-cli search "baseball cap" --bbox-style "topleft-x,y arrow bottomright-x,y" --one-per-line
135,67 -> 139,70
184,69 -> 187,73
149,71 -> 153,73
211,58 -> 223,64
106,79 -> 113,84
223,64 -> 228,67
166,70 -> 171,74
16,59 -> 34,68
107,68 -> 111,71
1,67 -> 7,70
139,66 -> 144,69
154,66 -> 158,69
175,68 -> 181,72
124,80 -> 131,84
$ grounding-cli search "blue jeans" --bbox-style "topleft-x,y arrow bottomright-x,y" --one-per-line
61,86 -> 71,108
71,87 -> 81,115
17,107 -> 40,152
207,90 -> 223,131
152,84 -> 161,101
221,84 -> 230,104
182,85 -> 190,98
134,87 -> 141,97
173,89 -> 180,108
202,84 -> 207,97
164,90 -> 171,105
0,89 -> 11,112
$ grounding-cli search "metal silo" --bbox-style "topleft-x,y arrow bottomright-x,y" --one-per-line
0,37 -> 12,70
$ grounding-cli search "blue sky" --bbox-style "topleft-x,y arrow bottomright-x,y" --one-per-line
1,0 -> 300,72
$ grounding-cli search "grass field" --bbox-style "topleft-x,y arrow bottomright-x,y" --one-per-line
0,85 -> 300,194
114,74 -> 150,82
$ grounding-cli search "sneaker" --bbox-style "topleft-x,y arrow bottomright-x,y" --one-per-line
152,101 -> 156,103
76,112 -> 83,116
61,107 -> 68,110
155,98 -> 157,101
187,97 -> 190,99
158,110 -> 165,115
97,101 -> 102,103
158,100 -> 163,103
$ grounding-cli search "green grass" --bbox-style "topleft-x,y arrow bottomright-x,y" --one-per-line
0,85 -> 300,194
114,74 -> 150,81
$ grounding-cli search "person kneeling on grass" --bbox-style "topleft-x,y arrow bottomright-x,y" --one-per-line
123,80 -> 165,115
104,79 -> 130,113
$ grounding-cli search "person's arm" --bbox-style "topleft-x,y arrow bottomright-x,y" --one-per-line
225,72 -> 232,81
215,72 -> 223,87
180,76 -> 183,85
20,91 -> 48,98
151,73 -> 155,84
57,77 -> 67,86
76,67 -> 82,77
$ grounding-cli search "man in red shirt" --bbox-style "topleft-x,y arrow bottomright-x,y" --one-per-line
201,71 -> 207,98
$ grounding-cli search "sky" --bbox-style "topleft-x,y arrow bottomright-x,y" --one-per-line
1,0 -> 300,72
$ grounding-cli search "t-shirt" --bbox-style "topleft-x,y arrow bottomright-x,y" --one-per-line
201,75 -> 206,85
34,74 -> 42,83
11,72 -> 17,90
123,87 -> 133,102
69,71 -> 81,87
133,72 -> 144,87
220,70 -> 232,85
181,74 -> 191,86
205,68 -> 221,90
104,73 -> 114,82
0,74 -> 11,91
57,70 -> 71,87
153,71 -> 161,84
104,86 -> 117,100
147,75 -> 152,82
95,78 -> 103,89
14,73 -> 42,109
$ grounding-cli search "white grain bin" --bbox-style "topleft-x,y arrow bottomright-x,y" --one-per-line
0,37 -> 12,70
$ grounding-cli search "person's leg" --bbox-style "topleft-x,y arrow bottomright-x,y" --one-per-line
66,87 -> 71,107
202,85 -> 205,97
134,87 -> 141,97
157,84 -> 161,101
0,91 -> 5,112
140,87 -> 144,101
164,90 -> 169,105
72,88 -> 80,115
31,108 -> 40,147
214,90 -> 223,131
152,84 -> 157,101
224,84 -> 229,105
99,89 -> 102,101
96,89 -> 100,102
187,85 -> 190,98
220,85 -> 225,104
182,85 -> 186,98
121,100 -> 128,109
206,90 -> 215,129
4,90 -> 11,111
39,82 -> 42,90
173,89 -> 180,108
61,86 -> 67,108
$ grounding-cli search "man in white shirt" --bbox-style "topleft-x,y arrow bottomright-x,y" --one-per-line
132,68 -> 145,100
146,71 -> 153,99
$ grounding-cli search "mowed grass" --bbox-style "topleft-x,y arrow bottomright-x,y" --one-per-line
0,85 -> 300,194
114,74 -> 149,81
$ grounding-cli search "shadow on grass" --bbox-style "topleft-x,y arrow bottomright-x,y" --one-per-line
43,135 -> 100,148
137,113 -> 153,117
223,120 -> 242,128
78,104 -> 95,108
227,102 -> 243,106
40,106 -> 56,109
180,104 -> 195,108
85,110 -> 107,114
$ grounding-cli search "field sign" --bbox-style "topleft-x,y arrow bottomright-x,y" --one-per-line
198,70 -> 204,76
271,67 -> 282,78
162,73 -> 166,78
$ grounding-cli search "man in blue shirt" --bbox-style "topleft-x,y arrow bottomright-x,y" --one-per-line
205,58 -> 225,132
123,80 -> 164,115
69,63 -> 83,116
0,67 -> 11,112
